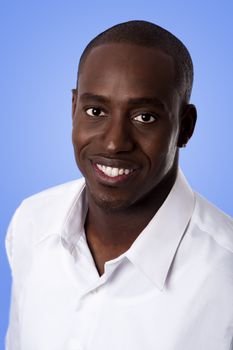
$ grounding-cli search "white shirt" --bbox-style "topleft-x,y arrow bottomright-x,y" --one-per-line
5,170 -> 233,350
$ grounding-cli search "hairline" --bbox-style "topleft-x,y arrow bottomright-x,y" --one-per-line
76,21 -> 193,103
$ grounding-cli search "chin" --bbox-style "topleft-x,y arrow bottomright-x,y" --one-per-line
90,191 -> 133,213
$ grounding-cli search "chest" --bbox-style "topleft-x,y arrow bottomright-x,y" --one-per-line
18,241 -> 232,350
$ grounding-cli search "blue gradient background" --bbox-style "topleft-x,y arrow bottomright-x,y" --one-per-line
1,0 -> 232,347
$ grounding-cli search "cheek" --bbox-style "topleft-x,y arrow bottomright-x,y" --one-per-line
160,128 -> 179,170
72,113 -> 104,145
141,127 -> 178,168
72,120 -> 88,169
72,116 -> 103,171
72,117 -> 92,153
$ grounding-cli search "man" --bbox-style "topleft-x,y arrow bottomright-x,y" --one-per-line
6,20 -> 233,350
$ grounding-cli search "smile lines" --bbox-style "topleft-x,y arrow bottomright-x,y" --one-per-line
96,163 -> 134,177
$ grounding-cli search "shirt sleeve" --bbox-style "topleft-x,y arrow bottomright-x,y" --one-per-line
5,284 -> 21,350
5,213 -> 21,350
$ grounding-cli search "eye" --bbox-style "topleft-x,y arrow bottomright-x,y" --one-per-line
133,113 -> 157,124
85,107 -> 105,117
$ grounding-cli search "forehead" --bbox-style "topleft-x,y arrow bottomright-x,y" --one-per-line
78,43 -> 178,106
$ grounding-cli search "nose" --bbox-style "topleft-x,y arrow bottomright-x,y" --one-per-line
102,116 -> 135,154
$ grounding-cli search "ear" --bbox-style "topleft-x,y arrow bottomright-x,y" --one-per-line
72,88 -> 78,120
177,104 -> 197,148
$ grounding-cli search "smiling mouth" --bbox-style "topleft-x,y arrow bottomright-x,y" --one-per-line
96,163 -> 134,177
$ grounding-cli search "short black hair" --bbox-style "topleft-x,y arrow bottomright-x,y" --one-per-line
77,20 -> 194,103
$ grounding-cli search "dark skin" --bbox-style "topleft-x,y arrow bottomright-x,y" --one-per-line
72,43 -> 196,275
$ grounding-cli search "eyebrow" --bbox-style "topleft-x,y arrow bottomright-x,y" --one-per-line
80,93 -> 109,104
79,92 -> 165,109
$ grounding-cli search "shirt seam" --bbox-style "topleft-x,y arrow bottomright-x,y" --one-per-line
191,219 -> 233,256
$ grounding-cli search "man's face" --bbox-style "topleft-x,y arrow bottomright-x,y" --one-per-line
72,43 -> 184,211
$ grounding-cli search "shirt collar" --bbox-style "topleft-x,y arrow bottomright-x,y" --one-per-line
126,169 -> 195,291
35,169 -> 194,291
62,168 -> 195,291
34,179 -> 87,247
60,182 -> 88,256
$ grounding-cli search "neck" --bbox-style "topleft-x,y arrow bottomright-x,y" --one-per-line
84,168 -> 178,275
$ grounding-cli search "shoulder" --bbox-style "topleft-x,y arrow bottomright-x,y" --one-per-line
13,178 -> 85,227
192,192 -> 233,254
188,193 -> 233,288
12,176 -> 85,232
19,177 -> 85,213
6,178 -> 85,271
181,193 -> 233,301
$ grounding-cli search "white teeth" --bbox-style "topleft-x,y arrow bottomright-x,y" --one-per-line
96,164 -> 133,177
112,168 -> 119,177
106,166 -> 112,176
96,164 -> 103,171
